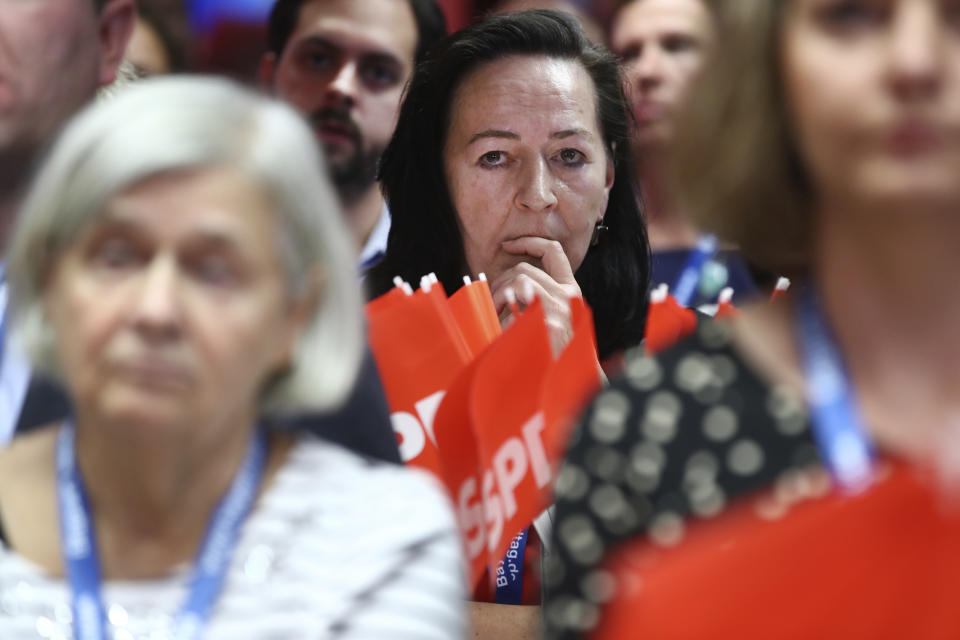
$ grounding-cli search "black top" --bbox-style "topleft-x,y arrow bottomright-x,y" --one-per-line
544,318 -> 823,639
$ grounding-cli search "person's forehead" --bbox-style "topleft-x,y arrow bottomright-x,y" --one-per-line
291,0 -> 418,63
11,0 -> 97,33
612,0 -> 711,47
452,57 -> 600,136
103,168 -> 276,240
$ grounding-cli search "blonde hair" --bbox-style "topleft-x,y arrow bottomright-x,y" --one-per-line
7,76 -> 364,415
671,0 -> 811,273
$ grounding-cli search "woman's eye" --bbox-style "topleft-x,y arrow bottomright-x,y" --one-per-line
818,0 -> 885,30
92,238 -> 139,269
479,151 -> 506,168
194,258 -> 238,287
557,148 -> 586,165
662,34 -> 697,54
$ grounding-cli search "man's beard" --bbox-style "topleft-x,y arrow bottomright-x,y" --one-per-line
311,107 -> 383,206
329,142 -> 383,205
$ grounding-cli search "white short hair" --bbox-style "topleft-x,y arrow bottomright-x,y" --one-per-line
7,75 -> 364,415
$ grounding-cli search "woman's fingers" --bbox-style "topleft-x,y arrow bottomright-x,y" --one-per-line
500,237 -> 577,285
490,267 -> 575,355
490,262 -> 582,306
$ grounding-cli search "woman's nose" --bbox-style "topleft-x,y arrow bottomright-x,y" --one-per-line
132,255 -> 182,340
516,157 -> 559,213
886,1 -> 945,101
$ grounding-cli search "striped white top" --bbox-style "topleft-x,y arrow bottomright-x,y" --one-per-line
0,436 -> 467,639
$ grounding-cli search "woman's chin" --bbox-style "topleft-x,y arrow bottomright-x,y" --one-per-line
88,389 -> 195,434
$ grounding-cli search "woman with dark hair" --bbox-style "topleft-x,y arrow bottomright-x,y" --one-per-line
367,9 -> 650,364
367,9 -> 649,637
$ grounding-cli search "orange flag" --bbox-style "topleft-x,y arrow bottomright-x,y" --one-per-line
714,287 -> 740,320
770,276 -> 791,303
433,354 -> 488,585
448,276 -> 502,357
366,281 -> 471,474
468,298 -> 555,567
644,285 -> 697,354
541,298 -> 603,465
435,298 -> 602,584
593,461 -> 960,639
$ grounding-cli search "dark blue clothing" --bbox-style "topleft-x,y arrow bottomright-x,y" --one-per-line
651,248 -> 758,309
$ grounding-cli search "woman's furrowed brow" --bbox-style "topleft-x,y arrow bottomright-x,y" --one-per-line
467,129 -> 520,145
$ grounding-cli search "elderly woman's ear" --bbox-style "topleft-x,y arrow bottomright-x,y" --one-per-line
273,267 -> 325,376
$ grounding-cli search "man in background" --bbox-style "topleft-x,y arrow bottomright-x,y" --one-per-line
260,0 -> 446,269
0,0 -> 135,443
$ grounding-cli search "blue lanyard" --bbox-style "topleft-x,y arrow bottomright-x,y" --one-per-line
795,287 -> 876,492
0,264 -> 8,369
56,423 -> 268,640
672,234 -> 718,307
494,528 -> 529,605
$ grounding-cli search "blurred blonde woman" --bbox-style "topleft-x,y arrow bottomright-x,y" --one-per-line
546,1 -> 960,637
0,76 -> 464,639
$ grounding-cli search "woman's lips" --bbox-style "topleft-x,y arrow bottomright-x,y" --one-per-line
633,101 -> 667,126
887,121 -> 945,156
112,358 -> 192,390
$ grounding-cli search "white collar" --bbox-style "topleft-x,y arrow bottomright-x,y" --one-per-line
358,203 -> 391,266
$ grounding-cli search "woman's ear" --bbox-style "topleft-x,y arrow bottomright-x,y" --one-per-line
273,268 -> 325,372
605,142 -> 617,193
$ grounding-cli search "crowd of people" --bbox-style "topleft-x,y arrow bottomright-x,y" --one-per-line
2,0 -> 959,638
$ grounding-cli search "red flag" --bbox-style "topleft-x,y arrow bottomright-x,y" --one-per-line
541,298 -> 602,465
366,282 -> 471,474
468,299 -> 555,566
448,277 -> 502,357
770,276 -> 791,303
715,287 -> 740,320
644,286 -> 697,354
433,356 -> 489,586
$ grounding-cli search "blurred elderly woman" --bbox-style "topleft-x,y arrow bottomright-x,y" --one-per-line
547,0 -> 960,637
367,10 -> 650,363
0,76 -> 464,639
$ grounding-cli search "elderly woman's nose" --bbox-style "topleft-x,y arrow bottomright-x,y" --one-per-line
132,255 -> 182,335
516,157 -> 558,212
886,2 -> 945,98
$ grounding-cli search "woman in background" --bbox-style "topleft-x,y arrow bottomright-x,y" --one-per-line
546,0 -> 960,636
0,76 -> 464,639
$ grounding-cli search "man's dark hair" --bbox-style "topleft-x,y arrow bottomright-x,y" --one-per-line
368,10 -> 650,360
267,0 -> 447,65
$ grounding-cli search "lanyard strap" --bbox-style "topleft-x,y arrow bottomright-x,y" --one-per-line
494,527 -> 529,605
0,266 -> 9,370
57,423 -> 268,640
672,234 -> 718,307
795,288 -> 876,492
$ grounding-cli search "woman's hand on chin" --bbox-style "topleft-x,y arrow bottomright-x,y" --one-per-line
490,236 -> 582,357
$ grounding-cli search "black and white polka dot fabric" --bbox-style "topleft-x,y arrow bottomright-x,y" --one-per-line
544,319 -> 824,639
